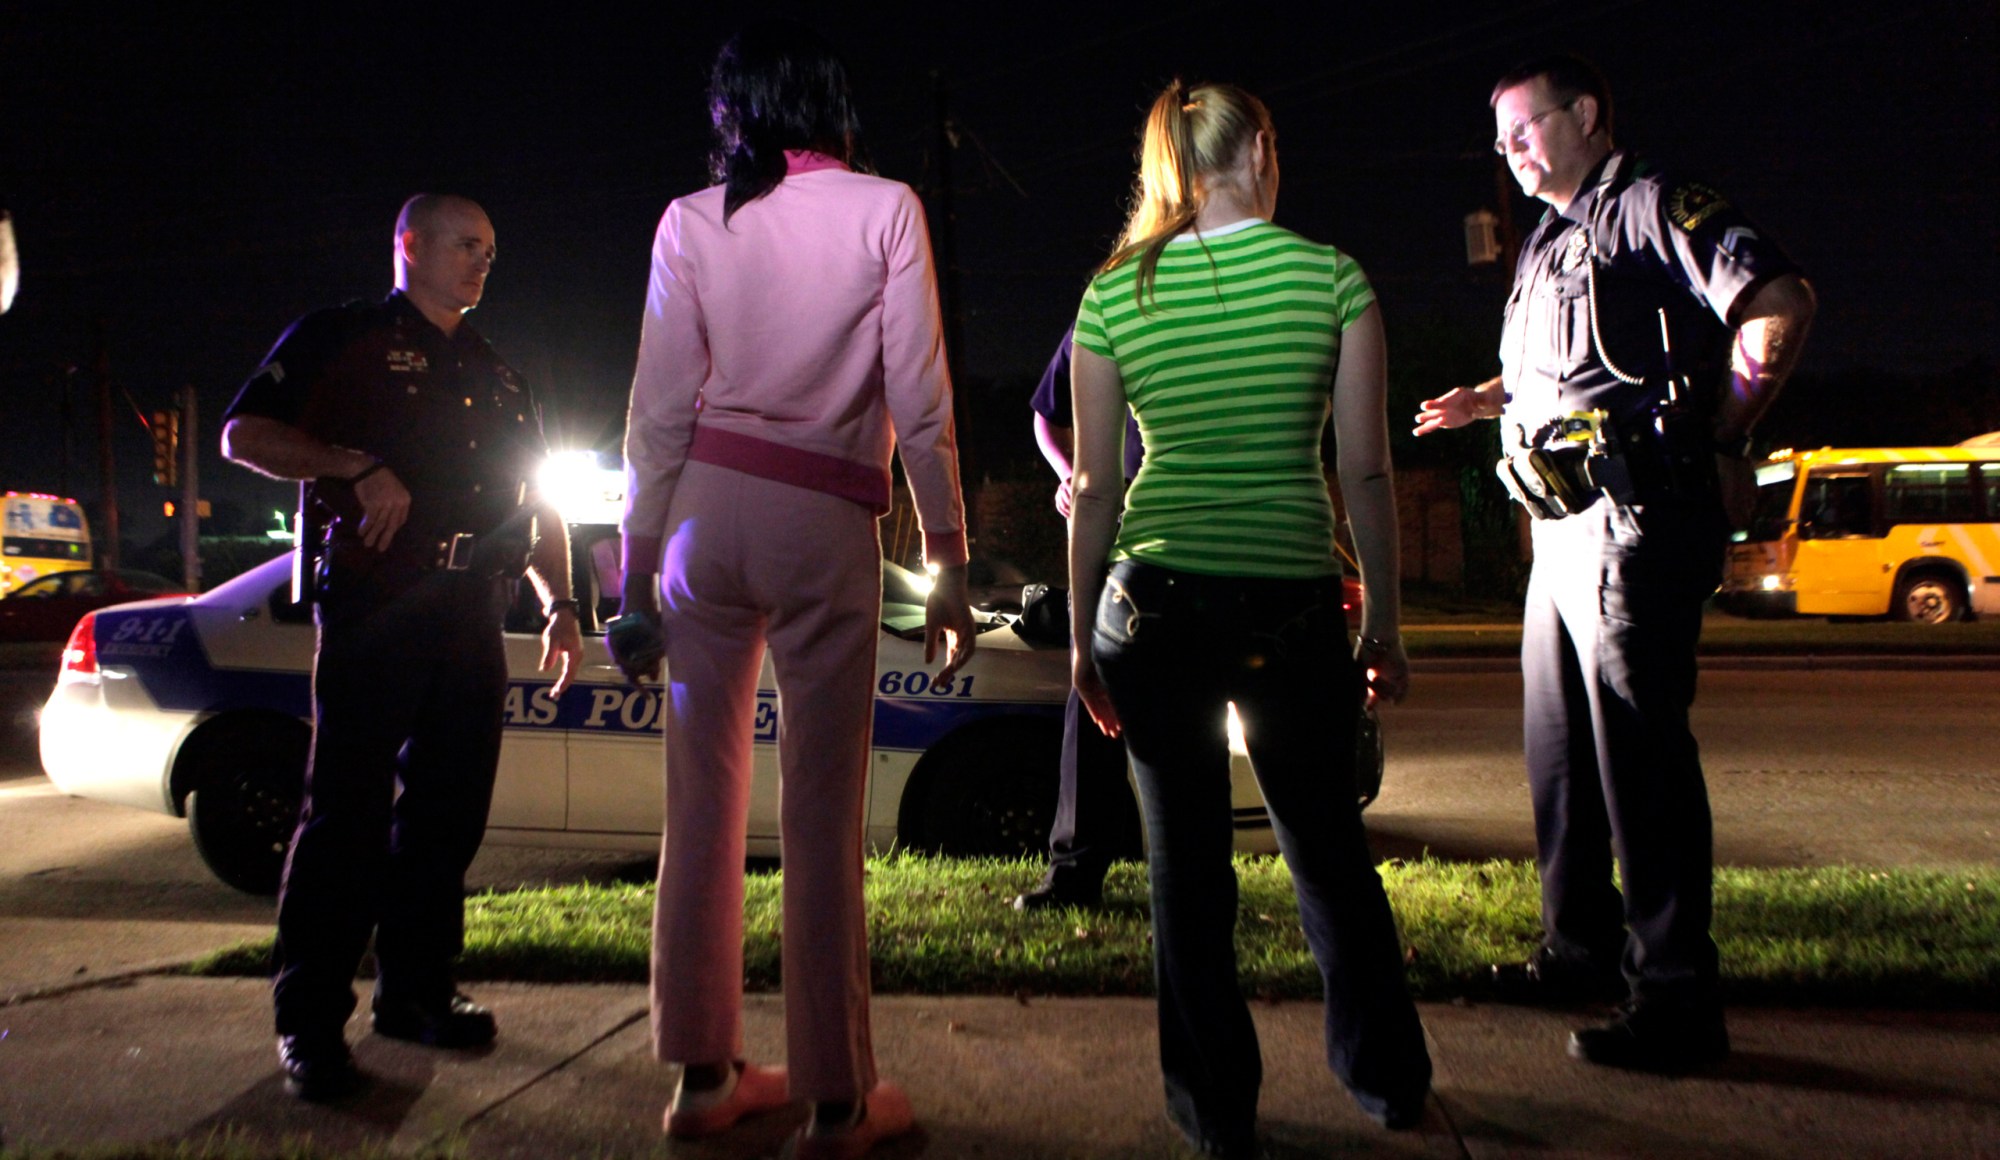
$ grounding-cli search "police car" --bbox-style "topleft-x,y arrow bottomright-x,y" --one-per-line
39,508 -> 1320,894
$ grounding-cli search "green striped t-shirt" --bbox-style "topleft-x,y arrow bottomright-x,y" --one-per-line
1073,219 -> 1375,578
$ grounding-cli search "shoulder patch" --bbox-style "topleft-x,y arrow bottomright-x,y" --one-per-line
1666,183 -> 1730,233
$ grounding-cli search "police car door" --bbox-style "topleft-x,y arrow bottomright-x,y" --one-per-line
493,629 -> 570,830
560,641 -> 784,841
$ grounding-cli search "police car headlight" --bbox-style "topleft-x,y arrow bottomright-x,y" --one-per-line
537,451 -> 625,525
1760,575 -> 1782,591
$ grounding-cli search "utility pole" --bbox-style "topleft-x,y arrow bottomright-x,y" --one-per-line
178,386 -> 200,591
928,69 -> 979,544
92,322 -> 120,570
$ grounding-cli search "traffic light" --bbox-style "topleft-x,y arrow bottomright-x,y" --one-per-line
151,409 -> 180,487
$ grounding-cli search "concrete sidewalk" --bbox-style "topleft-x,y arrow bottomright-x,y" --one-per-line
2,978 -> 1995,1159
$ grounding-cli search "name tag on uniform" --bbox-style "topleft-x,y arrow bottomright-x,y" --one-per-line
387,350 -> 430,373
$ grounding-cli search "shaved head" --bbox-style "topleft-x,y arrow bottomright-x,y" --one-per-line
395,194 -> 485,248
392,194 -> 495,333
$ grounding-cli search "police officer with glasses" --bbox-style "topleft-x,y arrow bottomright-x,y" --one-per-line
1415,55 -> 1815,1071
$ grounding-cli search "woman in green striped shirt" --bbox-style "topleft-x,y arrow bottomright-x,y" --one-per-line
1068,80 -> 1430,1154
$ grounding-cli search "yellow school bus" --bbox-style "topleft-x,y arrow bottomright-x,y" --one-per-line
1,492 -> 93,596
1717,446 -> 2000,623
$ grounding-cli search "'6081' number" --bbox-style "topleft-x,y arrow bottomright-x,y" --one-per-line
877,670 -> 975,698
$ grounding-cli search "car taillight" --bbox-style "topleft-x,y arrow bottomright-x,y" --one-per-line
61,611 -> 98,676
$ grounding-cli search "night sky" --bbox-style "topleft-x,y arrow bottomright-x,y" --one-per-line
3,1 -> 1994,554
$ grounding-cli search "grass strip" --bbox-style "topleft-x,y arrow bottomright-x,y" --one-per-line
187,856 -> 1999,1009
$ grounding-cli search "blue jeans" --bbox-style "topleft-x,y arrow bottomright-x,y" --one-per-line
1090,560 -> 1431,1149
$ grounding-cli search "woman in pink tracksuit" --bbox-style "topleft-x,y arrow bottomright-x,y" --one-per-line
616,23 -> 975,1160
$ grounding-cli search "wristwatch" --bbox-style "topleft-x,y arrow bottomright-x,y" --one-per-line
544,598 -> 579,618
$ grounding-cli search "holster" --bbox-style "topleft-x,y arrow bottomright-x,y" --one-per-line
1497,444 -> 1595,521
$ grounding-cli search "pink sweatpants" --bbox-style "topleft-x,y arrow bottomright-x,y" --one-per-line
649,460 -> 883,1102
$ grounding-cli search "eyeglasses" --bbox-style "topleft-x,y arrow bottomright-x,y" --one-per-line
1493,99 -> 1576,155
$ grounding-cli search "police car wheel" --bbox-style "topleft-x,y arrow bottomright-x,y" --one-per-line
900,720 -> 1065,859
1893,572 -> 1963,625
185,719 -> 307,895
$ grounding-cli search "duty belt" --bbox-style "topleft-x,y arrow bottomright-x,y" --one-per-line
1499,403 -> 1717,520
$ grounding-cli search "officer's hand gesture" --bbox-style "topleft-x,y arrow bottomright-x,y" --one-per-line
925,564 -> 978,684
1413,379 -> 1506,437
1412,388 -> 1479,437
352,464 -> 412,551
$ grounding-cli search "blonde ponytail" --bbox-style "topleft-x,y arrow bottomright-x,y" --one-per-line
1100,80 -> 1273,310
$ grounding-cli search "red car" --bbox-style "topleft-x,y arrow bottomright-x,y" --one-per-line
0,569 -> 187,643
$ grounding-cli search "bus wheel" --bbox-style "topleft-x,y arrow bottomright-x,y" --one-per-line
186,719 -> 307,895
1894,572 -> 1964,625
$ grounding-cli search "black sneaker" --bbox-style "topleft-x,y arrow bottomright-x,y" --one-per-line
278,1033 -> 363,1101
1490,947 -> 1625,1005
372,992 -> 497,1049
1568,1001 -> 1729,1072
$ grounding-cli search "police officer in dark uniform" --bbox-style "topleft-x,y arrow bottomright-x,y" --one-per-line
222,194 -> 583,1100
1015,326 -> 1144,911
1415,55 -> 1815,1070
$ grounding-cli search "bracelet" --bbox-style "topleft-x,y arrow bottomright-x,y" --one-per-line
544,598 -> 579,617
348,460 -> 386,485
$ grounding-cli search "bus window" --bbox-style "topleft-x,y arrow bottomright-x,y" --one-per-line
1798,474 -> 1874,540
2,537 -> 89,560
1742,460 -> 1799,543
1885,463 -> 1978,524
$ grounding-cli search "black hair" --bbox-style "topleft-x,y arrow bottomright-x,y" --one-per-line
1490,53 -> 1615,139
708,21 -> 867,223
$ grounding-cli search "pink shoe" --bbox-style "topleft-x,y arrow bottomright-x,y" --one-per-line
664,1061 -> 792,1138
793,1080 -> 915,1160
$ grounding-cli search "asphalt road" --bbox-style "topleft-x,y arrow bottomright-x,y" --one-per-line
2,664 -> 1994,999
1366,666 -> 2000,868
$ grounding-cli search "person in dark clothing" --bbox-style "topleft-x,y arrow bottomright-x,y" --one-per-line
222,193 -> 583,1101
1015,325 -> 1142,910
1415,54 -> 1815,1072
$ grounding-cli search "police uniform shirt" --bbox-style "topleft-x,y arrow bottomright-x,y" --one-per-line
1028,324 -> 1144,480
1499,151 -> 1799,447
224,291 -> 546,565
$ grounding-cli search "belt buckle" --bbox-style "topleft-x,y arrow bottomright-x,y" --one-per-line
442,533 -> 476,571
